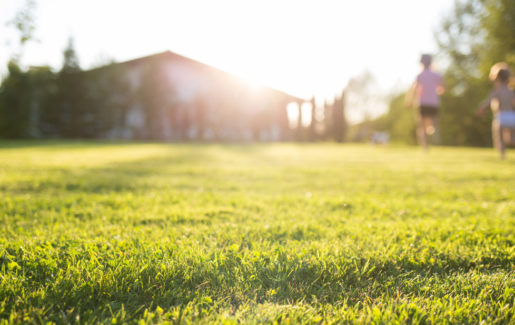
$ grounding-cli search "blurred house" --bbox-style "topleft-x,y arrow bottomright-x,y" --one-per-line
92,51 -> 305,141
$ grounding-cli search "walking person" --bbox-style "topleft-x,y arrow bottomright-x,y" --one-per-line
406,54 -> 445,149
477,62 -> 515,159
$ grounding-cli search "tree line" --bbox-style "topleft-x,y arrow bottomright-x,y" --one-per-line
0,40 -> 131,139
0,1 -> 127,139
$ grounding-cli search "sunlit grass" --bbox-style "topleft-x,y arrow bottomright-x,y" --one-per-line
1,142 -> 514,323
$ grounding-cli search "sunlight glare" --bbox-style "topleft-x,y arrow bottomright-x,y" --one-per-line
286,102 -> 300,129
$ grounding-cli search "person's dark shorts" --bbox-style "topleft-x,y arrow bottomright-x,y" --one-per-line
419,105 -> 438,117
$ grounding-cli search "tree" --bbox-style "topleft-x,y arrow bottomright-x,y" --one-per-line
0,62 -> 31,138
0,61 -> 54,138
6,0 -> 38,62
333,92 -> 346,142
45,38 -> 91,138
0,0 -> 41,138
479,0 -> 515,72
375,93 -> 417,144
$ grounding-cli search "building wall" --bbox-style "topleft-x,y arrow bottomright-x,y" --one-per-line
115,54 -> 295,141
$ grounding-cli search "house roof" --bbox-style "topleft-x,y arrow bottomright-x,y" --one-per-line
92,50 -> 306,103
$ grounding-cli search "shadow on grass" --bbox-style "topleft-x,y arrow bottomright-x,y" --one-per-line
0,139 -> 143,149
1,146 -> 215,194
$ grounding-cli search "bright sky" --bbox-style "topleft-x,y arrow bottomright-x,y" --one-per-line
0,0 -> 452,123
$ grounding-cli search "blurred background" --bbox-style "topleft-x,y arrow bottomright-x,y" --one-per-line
0,0 -> 513,145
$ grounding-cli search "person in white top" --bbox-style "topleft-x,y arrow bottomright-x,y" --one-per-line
406,54 -> 445,150
477,62 -> 515,159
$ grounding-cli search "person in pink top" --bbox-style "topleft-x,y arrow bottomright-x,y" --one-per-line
406,54 -> 445,149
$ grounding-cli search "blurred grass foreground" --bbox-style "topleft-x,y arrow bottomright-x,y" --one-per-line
0,142 -> 514,323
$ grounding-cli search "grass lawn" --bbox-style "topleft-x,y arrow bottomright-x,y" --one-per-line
0,141 -> 514,324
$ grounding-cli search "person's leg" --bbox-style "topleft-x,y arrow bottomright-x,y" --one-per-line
419,106 -> 439,146
492,120 -> 505,159
502,128 -> 511,145
431,115 -> 440,145
498,112 -> 515,147
423,116 -> 434,147
417,114 -> 427,149
501,127 -> 515,146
